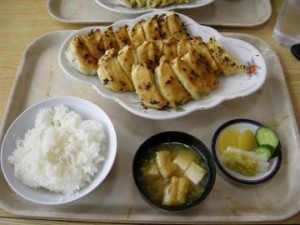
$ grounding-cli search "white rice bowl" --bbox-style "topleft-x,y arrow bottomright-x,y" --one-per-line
1,96 -> 117,205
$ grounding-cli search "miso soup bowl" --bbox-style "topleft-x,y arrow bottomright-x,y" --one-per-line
132,131 -> 216,212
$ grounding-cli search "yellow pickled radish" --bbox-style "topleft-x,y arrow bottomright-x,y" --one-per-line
218,129 -> 240,154
238,130 -> 257,151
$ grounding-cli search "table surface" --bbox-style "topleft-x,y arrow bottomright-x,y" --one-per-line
0,0 -> 299,224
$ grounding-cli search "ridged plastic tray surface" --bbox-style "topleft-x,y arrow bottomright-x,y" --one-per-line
0,31 -> 299,223
47,0 -> 271,27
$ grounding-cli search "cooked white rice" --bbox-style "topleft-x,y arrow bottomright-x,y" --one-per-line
8,105 -> 107,194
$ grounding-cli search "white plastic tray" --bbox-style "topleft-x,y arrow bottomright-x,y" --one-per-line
47,0 -> 272,27
0,30 -> 300,223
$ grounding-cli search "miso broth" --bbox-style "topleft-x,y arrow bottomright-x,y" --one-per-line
137,142 -> 208,207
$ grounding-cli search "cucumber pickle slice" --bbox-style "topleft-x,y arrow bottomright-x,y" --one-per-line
252,145 -> 274,160
255,126 -> 281,157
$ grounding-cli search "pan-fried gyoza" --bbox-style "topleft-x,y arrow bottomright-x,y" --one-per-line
97,36 -> 222,108
65,12 -> 245,109
97,49 -> 134,91
65,12 -> 189,76
207,37 -> 245,75
155,57 -> 191,108
132,63 -> 169,109
120,0 -> 190,8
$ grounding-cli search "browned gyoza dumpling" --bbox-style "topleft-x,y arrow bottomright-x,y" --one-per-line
136,40 -> 161,71
207,36 -> 245,75
65,35 -> 99,76
102,26 -> 120,51
121,0 -> 190,8
189,37 -> 220,74
165,12 -> 189,41
171,57 -> 207,100
176,0 -> 189,3
120,0 -> 137,8
147,0 -> 161,7
161,37 -> 178,61
128,20 -> 146,46
142,15 -> 161,41
117,44 -> 139,78
80,29 -> 105,59
115,25 -> 131,48
136,0 -> 148,7
161,0 -> 175,7
157,14 -> 172,39
176,37 -> 191,56
132,63 -> 168,109
181,49 -> 219,93
97,49 -> 134,91
155,57 -> 191,108
64,29 -> 108,76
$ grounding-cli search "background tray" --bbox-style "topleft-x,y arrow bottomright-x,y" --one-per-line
0,30 -> 300,223
47,0 -> 271,27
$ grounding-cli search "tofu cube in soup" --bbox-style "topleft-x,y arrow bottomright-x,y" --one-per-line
173,150 -> 195,171
185,162 -> 206,185
147,163 -> 159,176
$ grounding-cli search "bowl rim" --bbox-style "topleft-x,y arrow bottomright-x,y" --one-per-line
211,118 -> 282,185
132,131 -> 216,211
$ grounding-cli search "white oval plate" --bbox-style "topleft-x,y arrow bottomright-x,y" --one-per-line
94,0 -> 214,15
59,11 -> 267,120
1,96 -> 117,205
